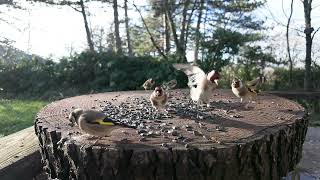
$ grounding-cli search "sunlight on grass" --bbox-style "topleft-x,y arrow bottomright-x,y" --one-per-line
0,99 -> 47,137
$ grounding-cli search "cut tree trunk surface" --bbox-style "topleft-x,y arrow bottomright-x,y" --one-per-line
35,89 -> 308,180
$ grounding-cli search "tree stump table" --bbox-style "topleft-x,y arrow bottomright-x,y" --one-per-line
35,89 -> 308,180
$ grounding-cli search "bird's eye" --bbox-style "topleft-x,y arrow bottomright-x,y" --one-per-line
193,85 -> 197,88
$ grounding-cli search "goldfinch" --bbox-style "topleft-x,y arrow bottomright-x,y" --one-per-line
231,77 -> 265,104
69,108 -> 126,137
150,86 -> 168,110
162,79 -> 177,90
173,64 -> 220,107
142,78 -> 155,90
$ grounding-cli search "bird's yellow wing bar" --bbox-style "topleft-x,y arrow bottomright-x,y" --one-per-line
94,119 -> 115,126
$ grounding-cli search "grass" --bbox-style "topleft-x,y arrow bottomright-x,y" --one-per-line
0,99 -> 47,137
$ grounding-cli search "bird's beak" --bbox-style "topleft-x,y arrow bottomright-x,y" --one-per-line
214,79 -> 219,85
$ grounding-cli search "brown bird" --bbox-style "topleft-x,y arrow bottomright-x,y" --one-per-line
231,76 -> 265,105
142,78 -> 155,90
150,86 -> 168,110
173,64 -> 220,107
69,108 -> 127,137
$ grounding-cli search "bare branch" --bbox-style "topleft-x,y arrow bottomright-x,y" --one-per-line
265,2 -> 304,33
132,3 -> 167,59
68,4 -> 81,12
281,0 -> 288,19
311,26 -> 320,40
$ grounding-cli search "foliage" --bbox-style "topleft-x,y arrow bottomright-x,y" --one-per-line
200,28 -> 262,71
0,99 -> 47,136
272,67 -> 320,90
0,51 -> 187,100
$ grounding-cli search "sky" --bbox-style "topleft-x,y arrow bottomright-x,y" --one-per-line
0,0 -> 320,64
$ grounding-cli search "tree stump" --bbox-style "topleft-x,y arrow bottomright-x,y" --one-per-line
35,89 -> 308,180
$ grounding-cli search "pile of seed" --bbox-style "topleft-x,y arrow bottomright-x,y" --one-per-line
100,95 -> 212,128
99,93 -> 228,145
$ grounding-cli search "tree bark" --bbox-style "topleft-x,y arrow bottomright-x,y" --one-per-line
303,0 -> 313,91
194,0 -> 204,63
286,0 -> 294,87
79,0 -> 94,52
113,0 -> 122,54
124,0 -> 133,56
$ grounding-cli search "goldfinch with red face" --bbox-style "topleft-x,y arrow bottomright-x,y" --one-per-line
231,76 -> 265,104
173,64 -> 220,107
69,108 -> 126,137
150,86 -> 168,110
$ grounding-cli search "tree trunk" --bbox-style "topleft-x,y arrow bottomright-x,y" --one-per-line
303,0 -> 313,91
286,0 -> 294,87
164,13 -> 171,54
179,0 -> 190,62
124,0 -> 133,56
113,0 -> 122,54
133,3 -> 167,59
35,90 -> 308,180
79,0 -> 94,52
194,0 -> 204,63
201,1 -> 208,62
165,1 -> 186,62
184,0 -> 197,53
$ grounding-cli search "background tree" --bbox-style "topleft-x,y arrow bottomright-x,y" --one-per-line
79,0 -> 95,52
194,0 -> 204,63
133,3 -> 167,59
113,0 -> 122,54
302,0 -> 320,90
124,0 -> 133,56
285,0 -> 294,86
199,0 -> 265,70
28,0 -> 95,52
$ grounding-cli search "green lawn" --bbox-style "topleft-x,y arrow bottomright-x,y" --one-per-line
0,99 -> 47,137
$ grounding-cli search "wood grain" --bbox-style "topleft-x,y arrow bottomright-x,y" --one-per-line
0,126 -> 41,180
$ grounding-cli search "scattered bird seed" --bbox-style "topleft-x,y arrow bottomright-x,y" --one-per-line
171,130 -> 179,136
230,114 -> 241,118
216,125 -> 226,132
192,130 -> 202,136
161,143 -> 168,147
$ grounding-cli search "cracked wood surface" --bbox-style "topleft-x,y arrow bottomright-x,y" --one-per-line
35,89 -> 309,180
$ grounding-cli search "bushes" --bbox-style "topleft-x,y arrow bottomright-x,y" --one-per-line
0,51 -> 187,100
272,67 -> 320,90
1,50 -> 320,100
